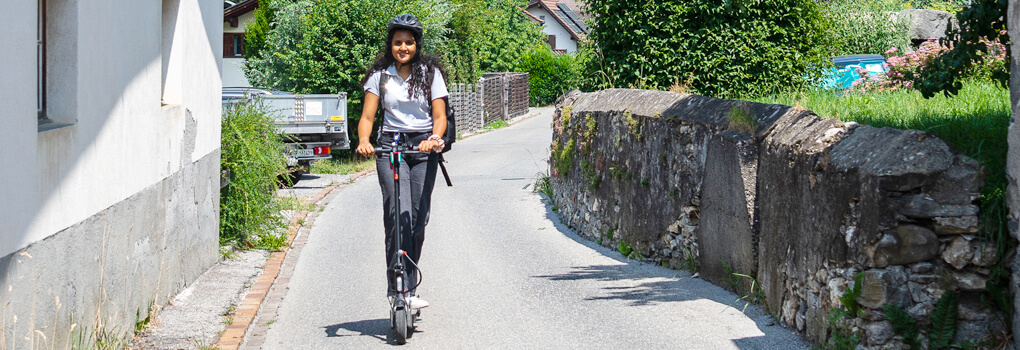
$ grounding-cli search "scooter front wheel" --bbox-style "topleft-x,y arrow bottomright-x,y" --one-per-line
394,305 -> 408,344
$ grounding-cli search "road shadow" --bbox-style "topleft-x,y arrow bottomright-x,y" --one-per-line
324,318 -> 389,342
531,187 -> 807,348
324,317 -> 423,346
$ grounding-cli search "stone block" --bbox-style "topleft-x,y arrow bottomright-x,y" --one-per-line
933,216 -> 980,235
970,242 -> 999,267
871,225 -> 940,267
929,155 -> 984,205
898,9 -> 954,41
954,272 -> 987,291
941,236 -> 974,270
858,269 -> 911,309
864,320 -> 895,346
898,194 -> 979,218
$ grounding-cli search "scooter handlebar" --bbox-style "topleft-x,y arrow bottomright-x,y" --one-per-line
374,146 -> 429,157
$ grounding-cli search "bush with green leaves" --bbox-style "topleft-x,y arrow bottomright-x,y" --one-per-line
915,0 -> 1009,98
583,0 -> 832,98
518,47 -> 583,106
220,101 -> 289,249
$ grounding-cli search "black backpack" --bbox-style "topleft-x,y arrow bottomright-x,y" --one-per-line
430,68 -> 455,153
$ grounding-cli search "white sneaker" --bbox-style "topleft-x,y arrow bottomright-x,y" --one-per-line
408,296 -> 430,309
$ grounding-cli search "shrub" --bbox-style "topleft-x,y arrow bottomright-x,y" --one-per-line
518,47 -> 582,106
849,36 -> 1006,93
220,101 -> 289,248
915,0 -> 1009,98
584,0 -> 832,98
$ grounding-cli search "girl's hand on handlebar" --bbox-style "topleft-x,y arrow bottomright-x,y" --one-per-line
417,139 -> 438,153
356,141 -> 375,157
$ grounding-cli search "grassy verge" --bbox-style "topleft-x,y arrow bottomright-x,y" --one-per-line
310,152 -> 375,175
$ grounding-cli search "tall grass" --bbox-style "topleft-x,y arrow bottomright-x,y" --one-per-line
220,101 -> 290,249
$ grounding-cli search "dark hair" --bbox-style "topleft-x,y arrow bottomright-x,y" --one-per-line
360,28 -> 447,101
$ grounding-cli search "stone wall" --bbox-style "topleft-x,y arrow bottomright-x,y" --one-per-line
551,89 -> 1006,348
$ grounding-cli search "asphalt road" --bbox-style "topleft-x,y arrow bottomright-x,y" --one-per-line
261,107 -> 810,349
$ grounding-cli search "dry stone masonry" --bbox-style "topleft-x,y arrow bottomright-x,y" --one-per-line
549,89 -> 1008,348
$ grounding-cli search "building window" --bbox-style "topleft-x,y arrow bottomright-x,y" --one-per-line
223,33 -> 245,58
37,0 -> 46,123
547,35 -> 556,50
539,15 -> 545,21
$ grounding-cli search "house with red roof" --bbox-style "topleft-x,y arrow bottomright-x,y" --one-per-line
525,0 -> 590,53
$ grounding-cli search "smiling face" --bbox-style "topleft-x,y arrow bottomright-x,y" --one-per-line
390,29 -> 417,66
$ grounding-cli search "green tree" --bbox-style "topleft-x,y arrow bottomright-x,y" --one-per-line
584,0 -> 832,98
242,0 -> 279,61
444,0 -> 546,83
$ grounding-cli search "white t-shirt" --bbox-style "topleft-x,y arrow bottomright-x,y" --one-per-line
363,64 -> 449,133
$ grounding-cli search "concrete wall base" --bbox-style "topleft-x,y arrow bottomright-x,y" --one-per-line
0,150 -> 220,348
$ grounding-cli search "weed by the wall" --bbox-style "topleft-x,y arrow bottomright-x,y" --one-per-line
581,160 -> 601,190
534,173 -> 554,203
623,110 -> 642,140
553,137 -> 576,177
220,100 -> 289,249
826,307 -> 862,350
727,104 -> 758,133
617,240 -> 632,257
484,120 -> 510,130
885,291 -> 961,350
722,260 -> 766,313
840,272 -> 864,317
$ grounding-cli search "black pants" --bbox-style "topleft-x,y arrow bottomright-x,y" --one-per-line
376,132 -> 439,297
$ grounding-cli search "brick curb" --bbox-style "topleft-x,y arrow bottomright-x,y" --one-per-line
214,170 -> 375,350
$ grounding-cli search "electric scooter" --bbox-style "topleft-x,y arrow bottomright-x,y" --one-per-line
375,134 -> 426,345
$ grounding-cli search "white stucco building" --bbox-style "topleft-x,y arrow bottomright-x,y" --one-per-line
525,0 -> 589,53
223,0 -> 257,87
0,0 -> 221,346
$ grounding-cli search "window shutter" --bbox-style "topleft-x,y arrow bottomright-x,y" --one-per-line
223,34 -> 234,58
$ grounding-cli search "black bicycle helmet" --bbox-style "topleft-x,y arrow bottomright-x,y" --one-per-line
387,14 -> 423,37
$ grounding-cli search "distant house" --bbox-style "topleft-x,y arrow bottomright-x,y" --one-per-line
525,0 -> 590,53
224,0 -> 258,87
0,0 -> 221,346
